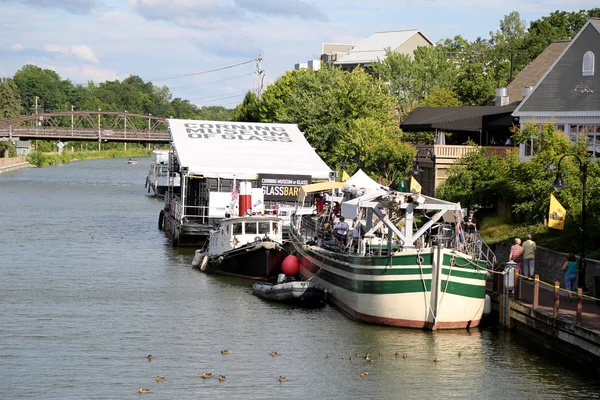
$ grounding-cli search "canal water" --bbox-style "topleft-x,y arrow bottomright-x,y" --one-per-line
1,158 -> 599,400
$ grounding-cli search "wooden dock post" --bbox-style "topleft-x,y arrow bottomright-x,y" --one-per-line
553,281 -> 560,317
577,288 -> 583,326
514,270 -> 520,300
533,274 -> 540,309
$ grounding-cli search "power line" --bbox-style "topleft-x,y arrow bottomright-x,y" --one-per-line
150,59 -> 257,82
169,72 -> 255,91
192,92 -> 247,105
188,90 -> 248,103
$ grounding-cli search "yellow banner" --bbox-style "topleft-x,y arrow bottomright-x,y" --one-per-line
548,194 -> 566,230
410,176 -> 422,193
340,170 -> 350,182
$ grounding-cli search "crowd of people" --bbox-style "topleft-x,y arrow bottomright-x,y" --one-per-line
314,191 -> 364,252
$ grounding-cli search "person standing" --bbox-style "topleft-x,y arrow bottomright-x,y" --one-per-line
508,238 -> 523,272
463,210 -> 477,241
333,216 -> 349,248
351,217 -> 362,253
522,234 -> 536,277
561,253 -> 578,302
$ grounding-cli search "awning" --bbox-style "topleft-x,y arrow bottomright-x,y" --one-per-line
297,181 -> 346,201
167,119 -> 332,180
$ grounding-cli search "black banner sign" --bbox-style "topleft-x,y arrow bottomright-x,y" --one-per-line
259,174 -> 311,201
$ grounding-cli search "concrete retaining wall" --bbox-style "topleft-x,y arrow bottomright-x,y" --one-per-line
494,244 -> 600,297
0,156 -> 32,174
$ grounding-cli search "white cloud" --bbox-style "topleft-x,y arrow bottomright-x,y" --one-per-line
70,45 -> 99,64
44,44 -> 99,63
11,43 -> 24,51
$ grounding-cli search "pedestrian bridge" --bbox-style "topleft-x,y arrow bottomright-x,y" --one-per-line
0,111 -> 170,143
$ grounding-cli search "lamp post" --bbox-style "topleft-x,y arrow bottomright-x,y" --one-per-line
549,153 -> 588,291
411,148 -> 437,196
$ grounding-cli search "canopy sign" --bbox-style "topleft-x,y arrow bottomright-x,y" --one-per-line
259,174 -> 310,201
167,119 -> 332,180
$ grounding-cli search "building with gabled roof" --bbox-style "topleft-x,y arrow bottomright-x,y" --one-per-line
333,29 -> 433,71
506,41 -> 570,104
513,18 -> 600,160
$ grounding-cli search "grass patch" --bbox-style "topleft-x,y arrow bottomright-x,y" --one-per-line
480,214 -> 600,259
27,148 -> 152,168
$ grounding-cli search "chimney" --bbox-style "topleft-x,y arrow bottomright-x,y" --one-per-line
522,86 -> 533,98
495,87 -> 509,106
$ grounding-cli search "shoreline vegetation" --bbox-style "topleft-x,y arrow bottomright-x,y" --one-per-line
26,147 -> 154,168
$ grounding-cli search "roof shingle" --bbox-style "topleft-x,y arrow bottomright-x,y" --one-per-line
506,41 -> 569,103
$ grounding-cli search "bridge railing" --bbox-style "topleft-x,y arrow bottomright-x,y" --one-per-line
0,127 -> 170,141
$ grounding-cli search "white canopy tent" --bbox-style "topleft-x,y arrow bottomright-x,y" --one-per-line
167,119 -> 332,179
344,169 -> 387,190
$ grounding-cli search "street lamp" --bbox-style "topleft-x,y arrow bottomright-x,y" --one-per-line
411,148 -> 437,196
549,153 -> 588,291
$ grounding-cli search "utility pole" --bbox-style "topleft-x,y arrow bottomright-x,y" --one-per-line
35,96 -> 39,135
71,105 -> 74,136
98,109 -> 101,151
256,55 -> 264,100
124,111 -> 128,152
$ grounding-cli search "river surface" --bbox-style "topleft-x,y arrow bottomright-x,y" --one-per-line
1,157 -> 599,399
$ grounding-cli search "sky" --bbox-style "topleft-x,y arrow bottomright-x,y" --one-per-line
0,0 -> 598,109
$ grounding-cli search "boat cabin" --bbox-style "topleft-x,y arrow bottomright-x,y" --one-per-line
207,216 -> 283,256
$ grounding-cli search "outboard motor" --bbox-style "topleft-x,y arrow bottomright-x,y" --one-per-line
277,274 -> 287,284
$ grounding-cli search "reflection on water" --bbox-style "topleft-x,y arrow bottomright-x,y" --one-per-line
0,158 -> 598,399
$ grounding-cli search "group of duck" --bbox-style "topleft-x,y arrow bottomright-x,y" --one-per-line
138,349 -> 465,392
138,350 -> 288,393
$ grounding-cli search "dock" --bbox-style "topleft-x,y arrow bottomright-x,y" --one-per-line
489,272 -> 600,372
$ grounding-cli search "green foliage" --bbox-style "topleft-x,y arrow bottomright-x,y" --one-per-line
232,91 -> 260,122
0,141 -> 17,157
420,87 -> 461,108
400,131 -> 435,146
7,67 -> 234,121
13,65 -> 69,113
370,46 -> 457,118
520,9 -> 600,69
437,123 -> 600,233
260,66 -> 401,170
0,79 -> 21,120
27,147 -> 152,167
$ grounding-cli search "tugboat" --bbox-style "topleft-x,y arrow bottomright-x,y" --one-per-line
192,215 -> 287,281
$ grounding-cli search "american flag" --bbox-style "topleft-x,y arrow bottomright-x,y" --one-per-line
231,184 -> 238,201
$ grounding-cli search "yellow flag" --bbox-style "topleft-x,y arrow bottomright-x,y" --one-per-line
410,176 -> 422,193
341,170 -> 351,182
548,194 -> 566,230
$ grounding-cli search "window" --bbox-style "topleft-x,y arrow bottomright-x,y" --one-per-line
258,222 -> 270,235
583,51 -> 595,76
244,222 -> 257,235
232,223 -> 242,235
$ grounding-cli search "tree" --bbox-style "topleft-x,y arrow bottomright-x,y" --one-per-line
489,11 -> 527,84
520,9 -> 600,68
420,87 -> 460,107
0,79 -> 21,120
259,65 -> 411,180
437,123 -> 600,225
371,46 -> 456,118
232,91 -> 260,122
12,65 -> 69,114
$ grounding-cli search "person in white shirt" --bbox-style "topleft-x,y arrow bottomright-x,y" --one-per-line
333,216 -> 350,248
351,217 -> 362,252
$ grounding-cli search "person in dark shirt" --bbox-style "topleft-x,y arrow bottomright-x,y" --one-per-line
463,210 -> 477,235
